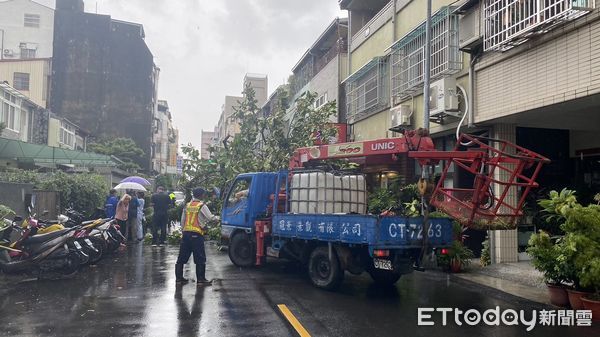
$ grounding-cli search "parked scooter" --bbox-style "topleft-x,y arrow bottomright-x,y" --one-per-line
0,214 -> 86,278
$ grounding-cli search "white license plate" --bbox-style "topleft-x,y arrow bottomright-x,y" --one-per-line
373,258 -> 393,271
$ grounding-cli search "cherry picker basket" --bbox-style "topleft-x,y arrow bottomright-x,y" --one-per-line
429,134 -> 550,229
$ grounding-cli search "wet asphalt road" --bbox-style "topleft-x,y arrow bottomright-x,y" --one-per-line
0,243 -> 598,337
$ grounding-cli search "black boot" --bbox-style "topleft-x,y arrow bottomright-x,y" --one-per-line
196,264 -> 210,285
175,264 -> 188,285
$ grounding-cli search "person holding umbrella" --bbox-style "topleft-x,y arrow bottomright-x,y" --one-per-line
115,194 -> 131,239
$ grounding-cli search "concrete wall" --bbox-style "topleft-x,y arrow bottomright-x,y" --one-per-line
0,182 -> 33,218
475,10 -> 600,123
351,21 -> 392,73
0,0 -> 54,59
51,5 -> 156,170
0,58 -> 50,107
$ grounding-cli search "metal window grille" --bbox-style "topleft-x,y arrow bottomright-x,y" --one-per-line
13,73 -> 30,91
391,6 -> 462,100
24,14 -> 40,28
20,48 -> 36,59
483,0 -> 594,51
345,57 -> 390,122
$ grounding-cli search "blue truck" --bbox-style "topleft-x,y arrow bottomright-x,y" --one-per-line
219,133 -> 547,290
220,171 -> 453,290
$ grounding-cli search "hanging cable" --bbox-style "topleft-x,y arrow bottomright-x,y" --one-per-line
455,84 -> 473,146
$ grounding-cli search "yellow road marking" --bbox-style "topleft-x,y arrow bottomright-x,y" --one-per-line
277,304 -> 312,337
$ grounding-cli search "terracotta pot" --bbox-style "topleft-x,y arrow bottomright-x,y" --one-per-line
546,284 -> 569,307
567,289 -> 592,310
450,259 -> 462,273
581,297 -> 600,322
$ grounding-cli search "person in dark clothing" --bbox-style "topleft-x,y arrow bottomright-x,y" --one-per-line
151,186 -> 171,247
105,189 -> 119,219
175,188 -> 219,285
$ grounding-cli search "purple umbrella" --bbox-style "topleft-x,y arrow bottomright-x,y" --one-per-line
120,176 -> 151,186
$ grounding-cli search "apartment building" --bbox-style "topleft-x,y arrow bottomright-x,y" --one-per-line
288,18 -> 349,123
0,0 -> 54,60
340,0 -> 599,263
214,74 -> 268,144
200,130 -> 215,160
152,100 -> 179,174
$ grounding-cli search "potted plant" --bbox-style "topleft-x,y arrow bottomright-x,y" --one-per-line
527,231 -> 570,307
559,203 -> 600,315
445,240 -> 475,273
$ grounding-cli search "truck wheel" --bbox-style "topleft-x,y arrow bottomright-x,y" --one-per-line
229,232 -> 255,267
367,268 -> 401,286
308,246 -> 343,290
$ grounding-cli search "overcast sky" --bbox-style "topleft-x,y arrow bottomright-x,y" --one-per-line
37,0 -> 347,148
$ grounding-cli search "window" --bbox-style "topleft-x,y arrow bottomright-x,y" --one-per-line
13,73 -> 30,91
59,121 -> 75,148
314,93 -> 328,109
345,57 -> 389,122
156,142 -> 162,153
225,178 -> 251,208
24,14 -> 40,28
0,91 -> 22,132
20,46 -> 36,59
390,6 -> 461,99
483,0 -> 595,51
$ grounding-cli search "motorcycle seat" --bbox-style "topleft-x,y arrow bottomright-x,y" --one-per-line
24,228 -> 71,244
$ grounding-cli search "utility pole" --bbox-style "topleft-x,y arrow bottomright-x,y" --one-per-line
423,0 -> 432,131
419,0 -> 433,271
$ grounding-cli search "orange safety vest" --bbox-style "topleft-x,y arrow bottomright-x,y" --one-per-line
183,200 -> 206,235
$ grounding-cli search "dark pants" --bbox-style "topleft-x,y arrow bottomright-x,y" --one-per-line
176,232 -> 206,266
126,216 -> 137,241
152,213 -> 168,244
116,219 -> 127,237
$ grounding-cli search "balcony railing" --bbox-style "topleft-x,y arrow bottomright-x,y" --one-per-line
483,0 -> 595,51
390,6 -> 462,100
345,57 -> 390,122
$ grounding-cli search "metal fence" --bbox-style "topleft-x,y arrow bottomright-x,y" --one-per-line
345,57 -> 390,122
483,0 -> 594,51
390,6 -> 462,100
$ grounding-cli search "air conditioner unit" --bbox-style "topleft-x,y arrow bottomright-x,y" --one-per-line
390,104 -> 412,127
429,77 -> 459,117
458,2 -> 483,52
3,49 -> 14,56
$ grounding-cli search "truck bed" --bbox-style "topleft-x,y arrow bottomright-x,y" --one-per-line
272,214 -> 453,248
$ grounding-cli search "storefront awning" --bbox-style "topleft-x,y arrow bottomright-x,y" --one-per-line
0,137 -> 117,167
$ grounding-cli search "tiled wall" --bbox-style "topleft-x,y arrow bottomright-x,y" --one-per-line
491,124 -> 519,263
475,11 -> 600,123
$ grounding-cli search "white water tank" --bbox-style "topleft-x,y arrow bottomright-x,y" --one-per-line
289,172 -> 367,214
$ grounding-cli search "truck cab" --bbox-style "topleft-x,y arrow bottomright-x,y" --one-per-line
220,172 -> 282,244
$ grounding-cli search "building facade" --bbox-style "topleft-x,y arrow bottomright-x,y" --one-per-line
50,0 -> 158,170
288,17 -> 349,123
152,100 -> 179,174
0,0 -> 54,60
339,0 -> 600,263
200,130 -> 215,160
214,73 -> 269,145
0,58 -> 51,107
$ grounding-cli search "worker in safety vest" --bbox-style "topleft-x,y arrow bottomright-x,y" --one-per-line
175,187 -> 219,285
